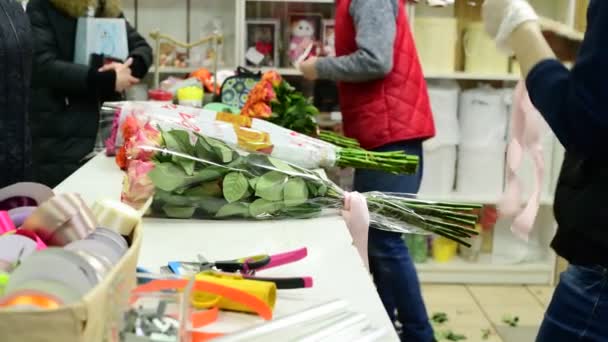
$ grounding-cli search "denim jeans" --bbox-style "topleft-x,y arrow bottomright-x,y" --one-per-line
537,264 -> 608,342
354,141 -> 434,342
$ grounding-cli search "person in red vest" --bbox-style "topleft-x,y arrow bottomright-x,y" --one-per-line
299,0 -> 435,340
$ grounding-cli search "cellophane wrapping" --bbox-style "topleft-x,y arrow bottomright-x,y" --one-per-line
119,110 -> 482,245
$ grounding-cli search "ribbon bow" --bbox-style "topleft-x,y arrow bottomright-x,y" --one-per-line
499,81 -> 545,241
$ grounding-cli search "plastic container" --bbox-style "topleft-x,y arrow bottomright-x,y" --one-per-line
414,17 -> 458,73
459,224 -> 482,262
432,237 -> 458,263
177,86 -> 204,108
456,143 -> 506,197
419,144 -> 456,196
148,89 -> 173,103
463,22 -> 509,75
404,234 -> 429,264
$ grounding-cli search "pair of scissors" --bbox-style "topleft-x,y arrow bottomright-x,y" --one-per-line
166,248 -> 312,289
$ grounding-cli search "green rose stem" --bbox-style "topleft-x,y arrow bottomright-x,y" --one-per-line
336,149 -> 420,175
318,130 -> 361,149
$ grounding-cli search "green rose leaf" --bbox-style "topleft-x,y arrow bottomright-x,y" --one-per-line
249,198 -> 283,218
307,182 -> 319,197
199,197 -> 227,215
207,138 -> 236,163
318,184 -> 328,197
283,178 -> 309,207
163,130 -> 192,154
223,172 -> 250,203
216,202 -> 250,218
184,181 -> 223,198
268,157 -> 297,174
255,171 -> 288,201
148,163 -> 187,192
281,203 -> 323,219
162,205 -> 196,219
249,177 -> 260,190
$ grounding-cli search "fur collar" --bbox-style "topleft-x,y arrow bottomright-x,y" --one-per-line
49,0 -> 122,18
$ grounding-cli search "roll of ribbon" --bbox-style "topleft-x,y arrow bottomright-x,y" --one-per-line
0,290 -> 62,310
67,249 -> 113,283
21,193 -> 95,246
7,206 -> 36,227
91,199 -> 141,236
0,183 -> 54,211
0,234 -> 38,263
0,211 -> 15,234
192,273 -> 277,314
87,227 -> 128,256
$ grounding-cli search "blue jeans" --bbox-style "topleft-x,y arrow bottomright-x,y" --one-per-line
354,141 -> 434,342
537,264 -> 608,342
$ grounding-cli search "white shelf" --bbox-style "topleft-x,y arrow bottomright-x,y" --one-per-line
419,193 -> 554,206
149,66 -> 199,74
416,254 -> 554,284
246,0 -> 334,3
424,72 -> 521,81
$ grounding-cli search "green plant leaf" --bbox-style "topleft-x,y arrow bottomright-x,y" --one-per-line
249,177 -> 260,190
194,137 -> 218,163
306,182 -> 319,197
199,197 -> 227,215
184,181 -> 223,198
281,203 -> 322,219
148,163 -> 187,192
283,178 -> 309,207
223,172 -> 250,203
162,205 -> 196,219
317,184 -> 328,197
163,130 -> 193,154
268,157 -> 297,174
216,202 -> 250,218
255,171 -> 288,201
207,138 -> 235,163
249,198 -> 283,218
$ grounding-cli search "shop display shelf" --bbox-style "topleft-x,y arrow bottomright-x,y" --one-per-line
424,72 -> 520,82
416,254 -> 554,285
419,193 -> 554,206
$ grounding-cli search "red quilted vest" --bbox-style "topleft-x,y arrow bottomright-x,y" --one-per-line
335,0 -> 435,149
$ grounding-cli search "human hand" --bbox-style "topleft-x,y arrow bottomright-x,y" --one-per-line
342,191 -> 370,270
482,0 -> 539,53
297,57 -> 319,81
99,58 -> 140,92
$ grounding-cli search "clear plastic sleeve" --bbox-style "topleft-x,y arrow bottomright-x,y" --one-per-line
119,112 -> 482,246
103,101 -> 419,175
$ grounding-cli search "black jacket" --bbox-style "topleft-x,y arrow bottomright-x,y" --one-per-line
0,0 -> 32,188
526,0 -> 608,268
26,0 -> 152,187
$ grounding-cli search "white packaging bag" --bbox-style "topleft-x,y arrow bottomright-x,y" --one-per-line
419,144 -> 457,196
459,85 -> 509,146
426,81 -> 460,148
74,18 -> 129,65
456,143 -> 506,197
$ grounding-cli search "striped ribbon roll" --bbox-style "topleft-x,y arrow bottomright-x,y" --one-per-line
21,194 -> 96,246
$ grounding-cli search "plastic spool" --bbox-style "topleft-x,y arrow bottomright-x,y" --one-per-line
414,17 -> 458,73
463,22 -> 509,75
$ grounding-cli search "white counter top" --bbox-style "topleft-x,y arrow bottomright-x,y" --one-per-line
55,154 -> 398,340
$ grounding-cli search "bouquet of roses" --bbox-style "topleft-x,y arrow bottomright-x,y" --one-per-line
241,71 -> 367,149
104,101 -> 419,175
121,116 -> 482,246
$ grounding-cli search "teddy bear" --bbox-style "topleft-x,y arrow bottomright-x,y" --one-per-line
288,19 -> 318,66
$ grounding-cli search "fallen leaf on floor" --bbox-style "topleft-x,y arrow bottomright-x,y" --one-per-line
481,328 -> 491,340
502,314 -> 520,327
432,312 -> 449,324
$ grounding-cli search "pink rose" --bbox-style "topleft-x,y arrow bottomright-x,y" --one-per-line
125,123 -> 163,162
122,160 -> 156,209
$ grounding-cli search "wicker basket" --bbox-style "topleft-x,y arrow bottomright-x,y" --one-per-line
0,223 -> 143,342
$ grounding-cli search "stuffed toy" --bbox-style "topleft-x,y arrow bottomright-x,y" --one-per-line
289,19 -> 317,66
323,27 -> 335,57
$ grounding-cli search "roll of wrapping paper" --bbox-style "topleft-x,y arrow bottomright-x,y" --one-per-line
21,193 -> 95,246
91,199 -> 141,236
192,273 -> 276,314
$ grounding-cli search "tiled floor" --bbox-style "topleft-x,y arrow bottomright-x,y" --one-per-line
421,285 -> 555,342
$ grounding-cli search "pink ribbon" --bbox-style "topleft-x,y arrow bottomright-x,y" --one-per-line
0,211 -> 16,235
342,192 -> 370,270
499,81 -> 545,241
